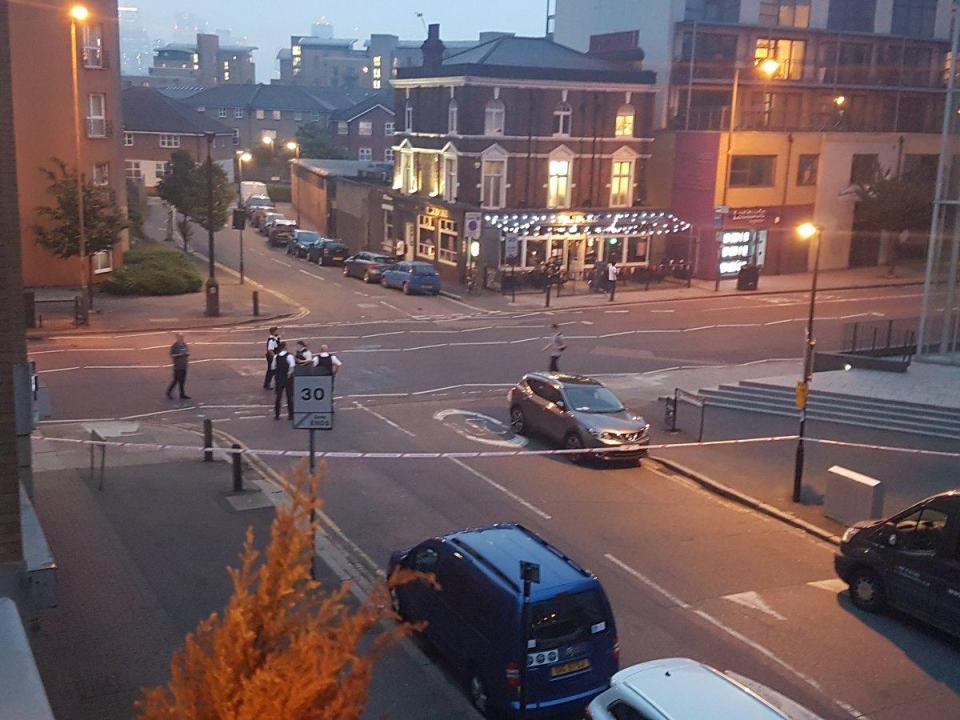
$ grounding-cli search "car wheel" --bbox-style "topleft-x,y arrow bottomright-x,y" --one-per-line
364,271 -> 373,283
510,406 -> 527,435
402,282 -> 411,295
469,672 -> 490,716
850,568 -> 886,612
432,289 -> 440,296
564,432 -> 585,464
381,277 -> 389,287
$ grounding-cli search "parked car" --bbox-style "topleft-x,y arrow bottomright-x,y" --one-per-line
307,238 -> 349,266
239,181 -> 269,207
268,220 -> 297,247
380,261 -> 441,295
249,205 -> 276,229
586,658 -> 818,720
259,212 -> 285,236
388,523 -> 619,718
288,230 -> 322,258
508,373 -> 649,464
835,490 -> 960,637
343,252 -> 397,282
245,196 -> 274,220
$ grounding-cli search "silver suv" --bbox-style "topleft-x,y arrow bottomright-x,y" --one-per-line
508,373 -> 650,463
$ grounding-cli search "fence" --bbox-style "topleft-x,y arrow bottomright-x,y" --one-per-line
841,318 -> 917,359
665,388 -> 707,443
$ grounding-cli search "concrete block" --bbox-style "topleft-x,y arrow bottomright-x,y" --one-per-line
825,465 -> 885,525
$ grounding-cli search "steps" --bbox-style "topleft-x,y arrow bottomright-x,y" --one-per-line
691,380 -> 960,440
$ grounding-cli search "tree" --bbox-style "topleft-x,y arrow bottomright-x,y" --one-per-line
157,150 -> 197,251
296,122 -> 347,160
31,158 -> 127,259
136,465 -> 427,720
854,169 -> 933,275
191,157 -> 234,234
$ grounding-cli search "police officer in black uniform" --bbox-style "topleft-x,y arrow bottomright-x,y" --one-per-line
263,327 -> 281,390
272,341 -> 296,420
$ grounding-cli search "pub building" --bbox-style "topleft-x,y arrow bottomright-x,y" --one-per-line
386,25 -> 692,286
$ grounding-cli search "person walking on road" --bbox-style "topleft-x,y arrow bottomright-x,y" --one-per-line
312,344 -> 342,376
543,324 -> 566,373
263,326 -> 281,390
272,341 -> 296,420
607,261 -> 619,295
166,333 -> 191,400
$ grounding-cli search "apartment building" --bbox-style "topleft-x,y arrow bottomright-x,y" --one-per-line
10,0 -> 127,287
555,0 -> 953,277
150,33 -> 256,86
330,90 -> 396,162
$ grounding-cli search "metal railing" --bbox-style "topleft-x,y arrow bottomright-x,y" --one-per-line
665,388 -> 707,442
842,318 -> 918,360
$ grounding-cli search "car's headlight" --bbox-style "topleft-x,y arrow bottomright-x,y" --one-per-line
841,527 -> 859,544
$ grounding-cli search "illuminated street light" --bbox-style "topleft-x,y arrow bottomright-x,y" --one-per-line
239,150 -> 253,163
69,4 -> 89,21
262,135 -> 274,145
757,58 -> 780,78
796,222 -> 819,240
834,95 -> 847,107
285,140 -> 298,152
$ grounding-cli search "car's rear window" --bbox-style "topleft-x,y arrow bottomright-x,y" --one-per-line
528,590 -> 607,649
297,231 -> 320,242
413,266 -> 437,276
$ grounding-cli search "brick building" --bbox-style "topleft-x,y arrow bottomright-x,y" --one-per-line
10,0 -> 128,287
330,91 -> 395,162
121,86 -> 235,188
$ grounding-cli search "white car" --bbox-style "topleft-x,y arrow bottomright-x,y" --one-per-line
586,658 -> 824,720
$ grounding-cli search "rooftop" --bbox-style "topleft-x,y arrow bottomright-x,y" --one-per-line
121,86 -> 234,135
295,158 -> 392,176
330,89 -> 395,121
158,42 -> 257,54
178,83 -> 367,112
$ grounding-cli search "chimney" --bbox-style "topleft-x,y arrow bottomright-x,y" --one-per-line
421,23 -> 445,72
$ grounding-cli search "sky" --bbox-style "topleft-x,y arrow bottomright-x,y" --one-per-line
134,1 -> 547,81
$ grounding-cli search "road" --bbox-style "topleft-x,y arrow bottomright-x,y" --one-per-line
27,218 -> 959,720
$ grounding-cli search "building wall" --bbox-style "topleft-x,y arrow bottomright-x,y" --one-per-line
11,0 -> 128,288
195,106 -> 329,151
334,106 -> 395,162
122,132 -> 235,188
292,165 -> 331,233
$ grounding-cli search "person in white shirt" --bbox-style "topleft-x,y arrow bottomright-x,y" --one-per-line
313,344 -> 342,376
607,261 -> 619,287
271,342 -> 297,420
294,340 -> 313,367
542,324 -> 566,372
263,327 -> 280,390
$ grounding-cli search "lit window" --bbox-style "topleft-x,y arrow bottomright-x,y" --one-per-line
610,159 -> 634,207
553,102 -> 572,136
159,134 -> 181,148
405,103 -> 413,131
81,24 -> 104,68
754,38 -> 806,80
615,106 -> 634,137
312,112 -> 321,121
359,121 -> 373,136
272,110 -> 281,120
256,109 -> 265,119
484,99 -> 505,136
86,93 -> 106,137
448,100 -> 459,135
123,132 -> 134,147
373,79 -> 382,89
92,250 -> 112,273
481,157 -> 507,208
443,154 -> 458,202
359,147 -> 373,161
547,156 -> 572,208
92,162 -> 109,186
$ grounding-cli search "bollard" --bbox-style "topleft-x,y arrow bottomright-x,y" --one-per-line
252,290 -> 260,317
232,444 -> 243,492
544,283 -> 552,308
203,418 -> 213,462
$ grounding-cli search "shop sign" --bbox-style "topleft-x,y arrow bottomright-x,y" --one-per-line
464,212 -> 482,240
424,204 -> 450,219
504,233 -> 520,261
729,207 -> 768,226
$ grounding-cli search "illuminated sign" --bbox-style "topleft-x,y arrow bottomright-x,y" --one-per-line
424,205 -> 450,219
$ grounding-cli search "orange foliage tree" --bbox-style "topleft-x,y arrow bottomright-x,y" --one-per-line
137,465 -> 423,720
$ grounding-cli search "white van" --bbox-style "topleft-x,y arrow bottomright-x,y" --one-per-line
239,181 -> 268,206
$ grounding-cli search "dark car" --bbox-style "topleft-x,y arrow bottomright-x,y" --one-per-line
268,220 -> 297,247
343,252 -> 397,282
380,261 -> 441,295
507,373 -> 650,464
307,239 -> 349,266
388,523 -> 619,718
288,230 -> 321,258
835,490 -> 960,637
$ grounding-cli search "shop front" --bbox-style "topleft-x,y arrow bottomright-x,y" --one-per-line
386,194 -> 465,283
714,205 -> 814,278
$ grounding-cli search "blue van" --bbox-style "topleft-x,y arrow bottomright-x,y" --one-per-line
388,524 -> 619,718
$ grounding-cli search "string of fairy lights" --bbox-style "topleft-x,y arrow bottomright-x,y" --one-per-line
482,210 -> 692,237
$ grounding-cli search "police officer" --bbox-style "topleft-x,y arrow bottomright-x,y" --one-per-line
272,341 -> 296,420
263,327 -> 281,390
312,344 -> 342,375
294,340 -> 313,368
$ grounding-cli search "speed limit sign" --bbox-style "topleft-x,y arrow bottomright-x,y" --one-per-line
293,375 -> 334,430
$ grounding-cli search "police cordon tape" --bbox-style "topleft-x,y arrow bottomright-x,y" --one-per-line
37,434 -> 960,460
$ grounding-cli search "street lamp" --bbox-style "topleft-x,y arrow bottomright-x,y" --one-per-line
285,140 -> 301,226
236,150 -> 252,284
793,221 -> 823,503
69,4 -> 90,323
204,132 -> 219,316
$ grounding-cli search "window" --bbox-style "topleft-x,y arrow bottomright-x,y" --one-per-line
484,99 -> 505,136
610,158 -> 634,207
384,147 -> 395,162
232,128 -> 240,146
385,121 -> 395,136
218,107 -> 227,118
359,147 -> 373,161
553,102 -> 572,136
438,219 -> 458,265
123,132 -> 134,147
448,99 -> 459,135
312,111 -> 321,122
271,110 -> 281,121
358,120 -> 373,136
125,160 -> 141,180
607,701 -> 647,720
850,153 -> 880,185
337,121 -> 349,135
92,250 -> 112,274
615,106 -> 634,137
827,0 -> 876,32
443,155 -> 458,202
86,93 -> 106,137
405,102 -> 413,131
417,215 -> 436,259
729,155 -> 775,186
294,111 -> 303,121
481,158 -> 507,208
92,162 -> 109,186
255,109 -> 265,119
796,154 -> 818,185
412,546 -> 438,573
81,24 -> 104,68
397,148 -> 416,193
759,0 -> 809,28
196,106 -> 205,113
547,154 -> 572,208
685,0 -> 741,22
892,0 -> 937,38
234,107 -> 244,119
895,504 -> 950,553
159,134 -> 180,148
155,161 -> 169,178
754,38 -> 805,80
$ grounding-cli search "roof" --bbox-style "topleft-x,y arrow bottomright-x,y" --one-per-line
158,42 -> 257,53
121,86 -> 234,135
614,659 -> 787,720
532,373 -> 601,386
277,48 -> 292,60
330,90 -> 395,121
398,35 -> 655,85
295,159 -> 391,176
296,37 -> 358,49
178,84 -> 363,113
155,85 -> 206,100
445,524 -> 593,599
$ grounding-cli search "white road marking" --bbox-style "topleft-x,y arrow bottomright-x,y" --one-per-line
449,457 -> 551,520
604,554 -> 690,609
379,300 -> 418,318
721,591 -> 788,621
808,578 -> 848,593
433,409 -> 527,448
604,310 -> 629,314
271,258 -> 294,268
650,309 -> 675,313
354,402 -> 416,437
299,268 -> 325,280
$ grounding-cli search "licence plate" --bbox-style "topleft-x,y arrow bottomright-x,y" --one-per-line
550,658 -> 590,677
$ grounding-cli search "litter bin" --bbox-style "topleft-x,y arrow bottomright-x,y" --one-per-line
736,265 -> 759,291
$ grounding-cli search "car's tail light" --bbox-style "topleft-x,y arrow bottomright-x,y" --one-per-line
369,263 -> 379,270
505,660 -> 521,688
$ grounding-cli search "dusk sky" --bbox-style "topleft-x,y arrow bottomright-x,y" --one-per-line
134,1 -> 547,81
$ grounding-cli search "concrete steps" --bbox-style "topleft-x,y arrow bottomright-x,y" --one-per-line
691,380 -> 960,440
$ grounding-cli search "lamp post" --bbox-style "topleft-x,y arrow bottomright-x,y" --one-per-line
69,4 -> 90,323
204,132 -> 219,316
286,140 -> 302,227
793,222 -> 822,503
236,150 -> 252,284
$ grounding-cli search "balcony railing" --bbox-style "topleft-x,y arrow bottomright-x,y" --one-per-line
672,106 -> 942,134
673,61 -> 947,90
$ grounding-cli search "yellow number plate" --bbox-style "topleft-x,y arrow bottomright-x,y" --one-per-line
550,658 -> 590,677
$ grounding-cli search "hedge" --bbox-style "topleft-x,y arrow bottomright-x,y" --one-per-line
267,184 -> 292,203
103,244 -> 203,296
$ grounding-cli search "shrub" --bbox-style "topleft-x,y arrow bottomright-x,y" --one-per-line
103,244 -> 203,296
267,184 -> 292,203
